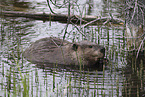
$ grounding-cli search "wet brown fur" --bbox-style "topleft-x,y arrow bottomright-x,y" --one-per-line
23,37 -> 105,66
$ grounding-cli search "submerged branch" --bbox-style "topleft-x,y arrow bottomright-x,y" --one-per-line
0,11 -> 124,25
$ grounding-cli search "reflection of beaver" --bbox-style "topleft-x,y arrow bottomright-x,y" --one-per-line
23,37 -> 105,66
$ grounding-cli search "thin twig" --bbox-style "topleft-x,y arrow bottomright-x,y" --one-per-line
63,0 -> 71,41
130,0 -> 138,23
136,37 -> 145,59
50,38 -> 60,47
50,0 -> 69,8
70,22 -> 87,37
46,0 -> 56,14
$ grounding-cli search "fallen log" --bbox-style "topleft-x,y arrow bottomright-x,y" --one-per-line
0,11 -> 124,25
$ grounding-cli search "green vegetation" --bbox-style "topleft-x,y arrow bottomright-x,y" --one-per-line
0,0 -> 144,97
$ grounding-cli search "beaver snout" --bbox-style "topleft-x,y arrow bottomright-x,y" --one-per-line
93,47 -> 105,58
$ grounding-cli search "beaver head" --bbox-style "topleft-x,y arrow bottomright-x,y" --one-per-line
69,40 -> 105,65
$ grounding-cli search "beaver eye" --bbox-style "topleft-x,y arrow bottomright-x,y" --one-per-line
89,46 -> 93,48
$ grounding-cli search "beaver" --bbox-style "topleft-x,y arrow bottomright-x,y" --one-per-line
23,37 -> 105,66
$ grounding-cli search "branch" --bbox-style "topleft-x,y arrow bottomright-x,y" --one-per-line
1,11 -> 124,25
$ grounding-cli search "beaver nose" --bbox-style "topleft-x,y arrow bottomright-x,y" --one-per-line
100,47 -> 105,53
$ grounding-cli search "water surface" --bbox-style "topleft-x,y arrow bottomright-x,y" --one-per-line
0,0 -> 144,97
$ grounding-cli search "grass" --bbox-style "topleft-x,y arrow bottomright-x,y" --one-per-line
0,6 -> 144,97
0,27 -> 137,97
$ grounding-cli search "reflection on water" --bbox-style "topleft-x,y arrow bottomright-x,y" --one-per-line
122,51 -> 145,97
0,0 -> 31,11
35,64 -> 124,97
0,0 -> 144,97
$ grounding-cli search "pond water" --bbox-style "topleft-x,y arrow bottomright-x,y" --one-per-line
0,0 -> 145,97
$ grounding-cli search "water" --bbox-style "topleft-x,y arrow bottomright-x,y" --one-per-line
0,0 -> 144,97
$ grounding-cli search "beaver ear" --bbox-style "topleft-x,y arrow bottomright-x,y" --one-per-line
72,43 -> 78,51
